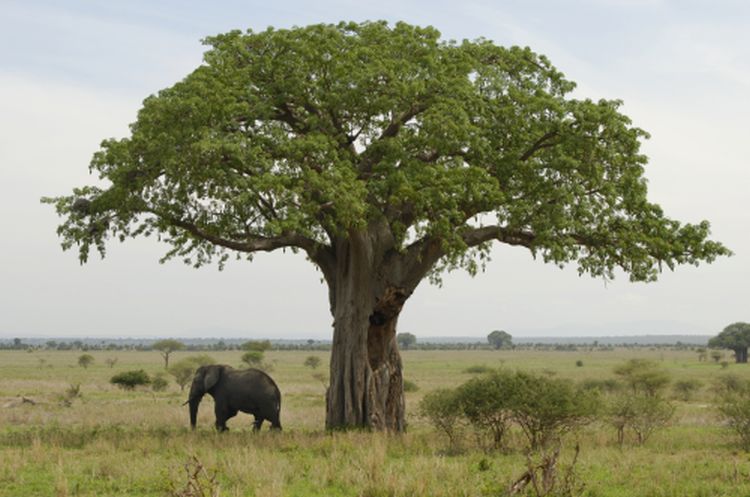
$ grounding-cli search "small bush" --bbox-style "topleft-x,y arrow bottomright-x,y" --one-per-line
304,356 -> 321,369
613,359 -> 670,397
581,378 -> 622,394
403,379 -> 419,392
712,374 -> 746,395
152,373 -> 169,392
241,350 -> 264,367
419,388 -> 465,451
463,365 -> 492,374
717,385 -> 750,449
575,360 -> 584,367
110,370 -> 151,390
673,379 -> 702,401
77,354 -> 94,369
169,355 -> 216,391
609,394 -> 674,445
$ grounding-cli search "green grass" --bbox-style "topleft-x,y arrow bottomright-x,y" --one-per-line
1,348 -> 748,496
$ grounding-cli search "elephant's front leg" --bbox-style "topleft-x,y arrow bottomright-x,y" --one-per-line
253,416 -> 264,432
214,403 -> 232,432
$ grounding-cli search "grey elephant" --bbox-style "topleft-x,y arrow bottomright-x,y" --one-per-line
186,364 -> 282,431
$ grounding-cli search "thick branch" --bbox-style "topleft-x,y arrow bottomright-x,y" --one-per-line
146,208 -> 334,272
462,225 -> 537,248
519,131 -> 558,162
358,103 -> 428,176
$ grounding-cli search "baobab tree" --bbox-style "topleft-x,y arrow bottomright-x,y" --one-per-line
44,21 -> 729,431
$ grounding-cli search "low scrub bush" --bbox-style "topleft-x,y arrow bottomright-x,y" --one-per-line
110,370 -> 151,390
716,382 -> 750,449
463,365 -> 492,374
673,379 -> 702,401
418,388 -> 465,451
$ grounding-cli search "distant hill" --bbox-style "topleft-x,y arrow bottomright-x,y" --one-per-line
4,334 -> 710,347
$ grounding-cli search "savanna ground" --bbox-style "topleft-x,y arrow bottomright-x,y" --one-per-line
1,347 -> 749,496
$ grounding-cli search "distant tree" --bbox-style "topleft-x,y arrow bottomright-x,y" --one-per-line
77,354 -> 95,369
241,340 -> 272,352
304,356 -> 322,369
241,350 -> 264,367
397,332 -> 417,350
487,330 -> 512,350
169,355 -> 216,391
710,350 -> 724,363
110,370 -> 151,390
709,322 -> 750,363
152,339 -> 185,369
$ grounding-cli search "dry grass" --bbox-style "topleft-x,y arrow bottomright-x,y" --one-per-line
1,348 -> 749,496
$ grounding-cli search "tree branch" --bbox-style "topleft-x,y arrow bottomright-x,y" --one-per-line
519,131 -> 558,162
358,103 -> 429,176
462,225 -> 537,248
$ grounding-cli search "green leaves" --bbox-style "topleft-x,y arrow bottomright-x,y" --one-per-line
45,21 -> 728,283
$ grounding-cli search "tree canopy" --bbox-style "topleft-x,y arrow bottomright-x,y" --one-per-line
44,21 -> 729,430
487,330 -> 512,349
397,332 -> 417,350
709,322 -> 750,363
152,339 -> 185,368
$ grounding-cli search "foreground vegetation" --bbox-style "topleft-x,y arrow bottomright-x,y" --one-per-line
1,347 -> 749,496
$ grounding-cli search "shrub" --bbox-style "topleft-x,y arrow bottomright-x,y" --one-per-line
151,373 -> 169,392
241,350 -> 264,367
609,394 -> 674,445
456,369 -> 517,450
613,359 -> 670,397
673,379 -> 703,401
717,385 -> 750,449
712,374 -> 746,395
418,388 -> 465,451
403,379 -> 419,392
304,356 -> 321,369
580,378 -> 622,394
463,365 -> 492,374
110,370 -> 151,390
169,355 -> 216,391
241,340 -> 271,352
77,354 -> 94,369
575,360 -> 584,367
510,371 -> 599,449
454,370 -> 598,450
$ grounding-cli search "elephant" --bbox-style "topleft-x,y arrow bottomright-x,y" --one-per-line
186,364 -> 282,431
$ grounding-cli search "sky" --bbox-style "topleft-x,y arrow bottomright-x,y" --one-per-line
0,0 -> 748,339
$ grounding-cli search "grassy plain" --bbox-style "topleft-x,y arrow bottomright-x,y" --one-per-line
1,347 -> 748,496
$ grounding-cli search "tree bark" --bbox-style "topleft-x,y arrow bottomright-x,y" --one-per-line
324,232 -> 409,431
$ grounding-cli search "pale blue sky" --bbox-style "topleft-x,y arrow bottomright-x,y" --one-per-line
1,0 -> 748,338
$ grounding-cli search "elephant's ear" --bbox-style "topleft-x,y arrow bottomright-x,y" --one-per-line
203,366 -> 222,391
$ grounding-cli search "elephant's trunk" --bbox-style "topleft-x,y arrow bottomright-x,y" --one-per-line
188,395 -> 202,429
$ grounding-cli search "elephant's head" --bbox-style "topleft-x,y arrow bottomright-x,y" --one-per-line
187,364 -> 223,429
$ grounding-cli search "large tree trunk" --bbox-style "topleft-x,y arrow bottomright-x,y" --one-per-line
324,232 -> 409,431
